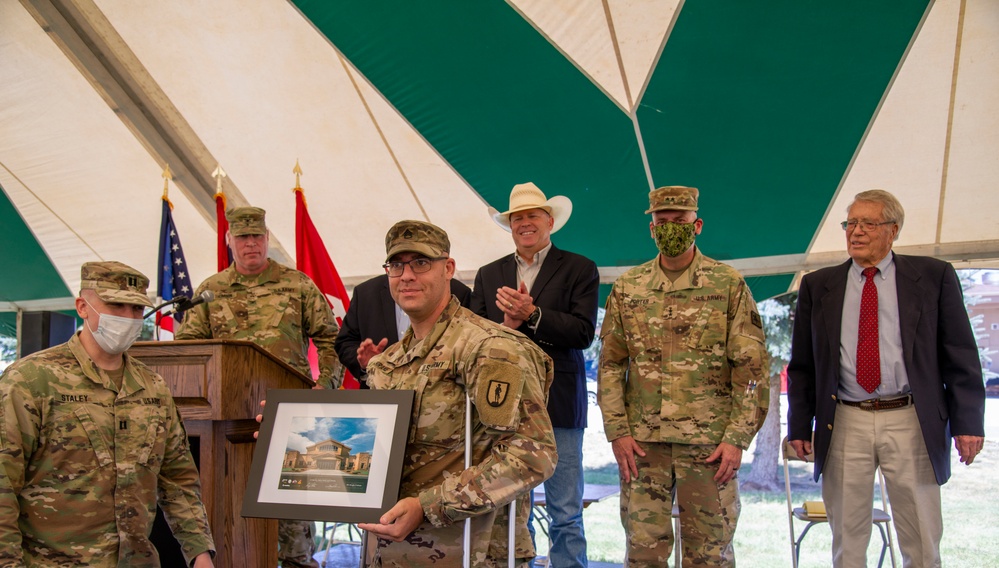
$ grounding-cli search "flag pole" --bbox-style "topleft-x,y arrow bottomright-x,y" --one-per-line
155,165 -> 174,341
212,165 -> 230,271
162,164 -> 172,201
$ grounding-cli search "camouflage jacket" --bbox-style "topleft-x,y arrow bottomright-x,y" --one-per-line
366,297 -> 556,567
599,249 -> 769,449
176,260 -> 343,388
0,333 -> 214,567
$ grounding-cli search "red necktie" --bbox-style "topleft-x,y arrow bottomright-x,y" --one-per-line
856,267 -> 881,394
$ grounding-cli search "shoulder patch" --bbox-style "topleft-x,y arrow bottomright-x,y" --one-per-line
487,380 -> 510,407
475,360 -> 523,430
751,311 -> 763,329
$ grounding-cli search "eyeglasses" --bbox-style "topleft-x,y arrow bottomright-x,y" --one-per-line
382,257 -> 447,277
841,220 -> 895,232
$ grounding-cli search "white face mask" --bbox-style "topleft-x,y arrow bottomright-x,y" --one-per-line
85,299 -> 144,355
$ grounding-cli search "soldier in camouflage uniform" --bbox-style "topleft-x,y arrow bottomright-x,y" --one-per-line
176,207 -> 340,568
598,186 -> 768,567
356,220 -> 558,567
0,262 -> 214,567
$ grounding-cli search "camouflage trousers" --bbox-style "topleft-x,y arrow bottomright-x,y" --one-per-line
620,442 -> 740,567
278,519 -> 318,568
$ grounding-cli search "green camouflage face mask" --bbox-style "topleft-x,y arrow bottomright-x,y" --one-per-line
653,221 -> 697,257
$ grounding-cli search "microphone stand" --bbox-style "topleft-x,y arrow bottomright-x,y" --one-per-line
144,296 -> 188,320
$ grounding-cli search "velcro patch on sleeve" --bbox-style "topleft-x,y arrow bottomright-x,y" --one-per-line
475,360 -> 523,430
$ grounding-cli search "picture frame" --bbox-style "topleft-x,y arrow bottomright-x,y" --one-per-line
242,388 -> 414,523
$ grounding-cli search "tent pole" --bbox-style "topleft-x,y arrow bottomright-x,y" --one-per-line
15,308 -> 23,360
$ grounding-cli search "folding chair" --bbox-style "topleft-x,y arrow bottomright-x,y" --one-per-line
782,436 -> 897,568
318,522 -> 365,568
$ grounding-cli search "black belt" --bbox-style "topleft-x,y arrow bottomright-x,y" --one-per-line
839,394 -> 912,411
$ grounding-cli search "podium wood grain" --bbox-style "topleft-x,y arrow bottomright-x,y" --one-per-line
130,339 -> 314,568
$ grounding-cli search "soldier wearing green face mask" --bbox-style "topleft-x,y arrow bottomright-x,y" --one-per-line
598,186 -> 769,567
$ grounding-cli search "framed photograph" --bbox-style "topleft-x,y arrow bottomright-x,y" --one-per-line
242,388 -> 414,523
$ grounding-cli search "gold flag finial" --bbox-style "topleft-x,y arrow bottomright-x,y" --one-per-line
212,164 -> 227,196
161,164 -> 173,199
293,159 -> 303,189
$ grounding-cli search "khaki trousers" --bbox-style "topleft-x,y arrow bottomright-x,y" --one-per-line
823,404 -> 942,568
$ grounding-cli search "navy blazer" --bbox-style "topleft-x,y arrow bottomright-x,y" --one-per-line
470,245 -> 599,429
787,253 -> 985,485
334,274 -> 471,387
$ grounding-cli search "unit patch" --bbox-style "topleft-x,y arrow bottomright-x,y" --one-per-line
487,380 -> 510,407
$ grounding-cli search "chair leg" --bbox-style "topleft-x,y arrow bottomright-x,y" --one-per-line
874,523 -> 889,568
321,522 -> 336,568
795,522 -> 821,567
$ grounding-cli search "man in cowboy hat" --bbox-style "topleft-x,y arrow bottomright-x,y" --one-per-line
470,182 -> 600,567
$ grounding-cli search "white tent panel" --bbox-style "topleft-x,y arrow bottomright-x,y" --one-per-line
93,0 -> 511,285
511,0 -> 680,111
512,0 -> 628,108
940,0 -> 999,243
322,60 -> 514,278
0,0 -> 217,293
810,0 -> 997,259
605,0 -> 681,106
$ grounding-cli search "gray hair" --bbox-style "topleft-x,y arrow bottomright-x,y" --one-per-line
849,189 -> 904,240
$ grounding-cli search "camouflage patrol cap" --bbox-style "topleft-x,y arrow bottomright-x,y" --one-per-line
80,261 -> 154,307
226,206 -> 267,236
384,220 -> 451,262
645,186 -> 699,213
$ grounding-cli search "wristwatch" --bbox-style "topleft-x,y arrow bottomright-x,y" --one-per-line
526,306 -> 542,330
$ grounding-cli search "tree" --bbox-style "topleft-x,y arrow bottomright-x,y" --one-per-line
741,292 -> 796,491
959,269 -> 997,383
0,335 -> 16,365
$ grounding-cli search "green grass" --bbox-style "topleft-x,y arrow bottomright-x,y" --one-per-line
560,439 -> 999,566
317,408 -> 999,567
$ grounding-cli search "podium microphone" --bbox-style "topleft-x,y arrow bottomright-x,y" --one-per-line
175,290 -> 214,313
143,291 -> 214,319
144,295 -> 187,319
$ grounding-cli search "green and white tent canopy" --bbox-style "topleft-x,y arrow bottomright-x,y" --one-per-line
2,0 -> 997,335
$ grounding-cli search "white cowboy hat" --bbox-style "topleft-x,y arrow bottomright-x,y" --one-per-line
488,182 -> 573,233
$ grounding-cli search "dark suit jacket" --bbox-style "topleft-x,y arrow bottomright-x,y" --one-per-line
470,245 -> 599,429
334,274 -> 471,387
787,253 -> 985,485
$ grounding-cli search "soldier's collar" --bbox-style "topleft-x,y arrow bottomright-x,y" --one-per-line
394,297 -> 460,361
67,333 -> 147,395
651,248 -> 704,291
228,259 -> 280,285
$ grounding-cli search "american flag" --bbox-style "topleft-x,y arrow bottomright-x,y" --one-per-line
156,197 -> 194,338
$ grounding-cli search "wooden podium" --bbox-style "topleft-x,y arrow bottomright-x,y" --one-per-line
129,339 -> 314,568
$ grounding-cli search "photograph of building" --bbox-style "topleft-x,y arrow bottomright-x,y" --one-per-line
278,416 -> 377,494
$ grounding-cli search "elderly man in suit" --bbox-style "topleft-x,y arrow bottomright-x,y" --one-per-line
470,182 -> 599,568
787,189 -> 986,567
334,274 -> 471,388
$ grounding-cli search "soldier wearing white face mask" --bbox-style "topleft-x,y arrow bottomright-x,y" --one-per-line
81,298 -> 145,355
0,261 -> 215,567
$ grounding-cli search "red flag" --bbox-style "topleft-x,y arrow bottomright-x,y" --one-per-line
216,192 -> 231,271
294,187 -> 357,388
